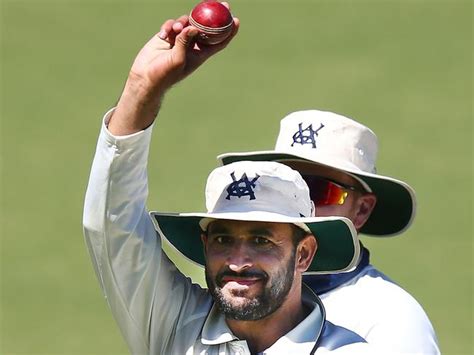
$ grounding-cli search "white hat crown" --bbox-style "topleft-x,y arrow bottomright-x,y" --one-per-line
276,110 -> 379,174
205,161 -> 313,219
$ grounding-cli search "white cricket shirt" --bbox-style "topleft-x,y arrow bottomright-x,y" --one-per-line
82,110 -> 384,354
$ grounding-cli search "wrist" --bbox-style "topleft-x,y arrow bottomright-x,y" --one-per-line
108,73 -> 165,136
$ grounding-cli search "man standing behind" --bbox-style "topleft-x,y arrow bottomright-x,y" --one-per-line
219,110 -> 440,353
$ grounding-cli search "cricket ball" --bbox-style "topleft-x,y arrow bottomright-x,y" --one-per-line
189,1 -> 234,45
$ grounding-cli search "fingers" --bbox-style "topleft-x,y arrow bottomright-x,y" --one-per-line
158,15 -> 189,43
158,0 -> 232,42
173,26 -> 199,58
154,10 -> 239,65
228,17 -> 240,42
157,4 -> 238,48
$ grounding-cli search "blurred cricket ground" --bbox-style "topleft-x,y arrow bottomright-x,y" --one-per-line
1,0 -> 472,354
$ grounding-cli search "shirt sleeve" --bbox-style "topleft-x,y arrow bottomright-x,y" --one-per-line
82,109 -> 209,354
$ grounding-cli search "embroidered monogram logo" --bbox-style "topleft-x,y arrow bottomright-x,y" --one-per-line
226,172 -> 260,200
291,122 -> 325,148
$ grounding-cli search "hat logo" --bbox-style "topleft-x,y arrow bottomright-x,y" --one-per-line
226,172 -> 260,200
291,122 -> 325,148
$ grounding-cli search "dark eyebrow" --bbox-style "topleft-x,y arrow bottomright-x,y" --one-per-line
207,224 -> 274,237
248,227 -> 273,237
207,222 -> 230,235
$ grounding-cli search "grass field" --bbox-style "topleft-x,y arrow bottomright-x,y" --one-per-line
1,0 -> 472,354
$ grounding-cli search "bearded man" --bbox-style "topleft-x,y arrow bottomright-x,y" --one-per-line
82,10 -> 383,354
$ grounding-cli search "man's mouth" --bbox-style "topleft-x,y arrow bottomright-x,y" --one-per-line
221,276 -> 262,287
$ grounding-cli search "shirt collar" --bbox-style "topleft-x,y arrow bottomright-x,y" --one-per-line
201,301 -> 238,345
200,285 -> 325,352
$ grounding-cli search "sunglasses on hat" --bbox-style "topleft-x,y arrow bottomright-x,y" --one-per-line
301,175 -> 359,206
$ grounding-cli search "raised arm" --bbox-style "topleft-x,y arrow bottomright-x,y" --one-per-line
83,10 -> 239,354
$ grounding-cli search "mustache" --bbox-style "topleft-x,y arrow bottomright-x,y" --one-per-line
216,269 -> 268,283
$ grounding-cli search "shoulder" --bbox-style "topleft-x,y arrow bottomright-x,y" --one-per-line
321,265 -> 434,323
316,265 -> 440,353
316,321 -> 394,354
316,322 -> 409,355
322,265 -> 428,310
317,341 -> 396,354
317,321 -> 365,350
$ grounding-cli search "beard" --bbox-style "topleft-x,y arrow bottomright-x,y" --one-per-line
205,251 -> 296,321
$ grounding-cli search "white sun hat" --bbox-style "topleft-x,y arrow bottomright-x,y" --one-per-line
150,161 -> 360,274
218,110 -> 416,237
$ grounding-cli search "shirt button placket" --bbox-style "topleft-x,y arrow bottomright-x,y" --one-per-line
231,341 -> 250,355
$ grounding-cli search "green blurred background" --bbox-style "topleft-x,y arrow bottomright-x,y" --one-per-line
1,0 -> 472,354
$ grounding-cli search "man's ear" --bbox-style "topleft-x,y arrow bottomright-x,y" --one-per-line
296,235 -> 318,273
353,193 -> 377,231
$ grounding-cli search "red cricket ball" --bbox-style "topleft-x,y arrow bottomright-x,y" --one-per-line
189,1 -> 234,45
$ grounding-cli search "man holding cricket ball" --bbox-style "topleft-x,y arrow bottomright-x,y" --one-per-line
83,1 -> 439,354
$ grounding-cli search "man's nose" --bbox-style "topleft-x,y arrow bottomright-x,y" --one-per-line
227,241 -> 253,272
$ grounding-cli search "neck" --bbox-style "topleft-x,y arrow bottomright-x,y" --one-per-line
225,282 -> 307,354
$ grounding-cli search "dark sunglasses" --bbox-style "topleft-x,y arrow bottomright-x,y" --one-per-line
301,175 -> 359,206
